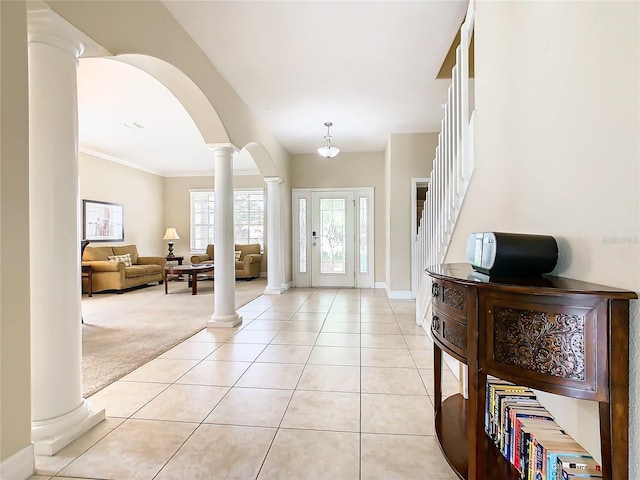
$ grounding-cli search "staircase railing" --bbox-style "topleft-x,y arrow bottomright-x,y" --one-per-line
416,0 -> 475,328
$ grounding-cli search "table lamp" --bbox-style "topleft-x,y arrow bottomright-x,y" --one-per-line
162,227 -> 180,257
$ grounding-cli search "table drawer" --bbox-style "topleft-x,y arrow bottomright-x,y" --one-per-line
432,278 -> 470,324
431,309 -> 468,360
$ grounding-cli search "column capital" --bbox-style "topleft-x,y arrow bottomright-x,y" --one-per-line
27,6 -> 110,59
28,9 -> 86,63
206,143 -> 240,155
264,176 -> 283,185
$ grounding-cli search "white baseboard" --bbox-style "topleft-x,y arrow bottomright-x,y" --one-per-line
373,282 -> 386,289
388,290 -> 413,300
0,443 -> 34,480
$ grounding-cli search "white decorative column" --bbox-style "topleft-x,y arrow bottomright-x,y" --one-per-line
263,176 -> 286,294
28,10 -> 104,455
208,145 -> 242,327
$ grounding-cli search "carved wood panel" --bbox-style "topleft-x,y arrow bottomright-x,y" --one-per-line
442,318 -> 466,351
492,306 -> 586,381
442,285 -> 465,310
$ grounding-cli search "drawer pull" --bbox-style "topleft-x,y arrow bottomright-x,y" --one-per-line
432,283 -> 440,298
432,315 -> 440,331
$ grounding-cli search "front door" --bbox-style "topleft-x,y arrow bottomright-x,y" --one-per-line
310,190 -> 355,287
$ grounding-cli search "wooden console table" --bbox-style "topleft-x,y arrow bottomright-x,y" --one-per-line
426,263 -> 636,480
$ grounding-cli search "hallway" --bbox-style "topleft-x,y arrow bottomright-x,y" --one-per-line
31,288 -> 459,479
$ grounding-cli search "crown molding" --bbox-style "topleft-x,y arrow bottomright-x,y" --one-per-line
79,147 -> 260,178
79,147 -> 164,176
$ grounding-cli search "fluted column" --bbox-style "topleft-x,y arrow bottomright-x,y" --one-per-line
28,10 -> 104,455
263,176 -> 286,294
208,145 -> 242,327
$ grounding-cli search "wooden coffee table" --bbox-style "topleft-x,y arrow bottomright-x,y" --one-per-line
164,264 -> 214,295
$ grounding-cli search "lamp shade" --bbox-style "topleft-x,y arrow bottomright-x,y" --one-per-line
162,227 -> 180,240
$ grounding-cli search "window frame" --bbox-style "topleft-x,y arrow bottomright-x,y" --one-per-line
189,188 -> 265,253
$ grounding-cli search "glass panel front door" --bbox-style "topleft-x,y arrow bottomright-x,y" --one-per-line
311,191 -> 355,287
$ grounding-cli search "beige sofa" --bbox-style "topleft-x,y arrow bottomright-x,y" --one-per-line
82,245 -> 166,293
190,243 -> 263,279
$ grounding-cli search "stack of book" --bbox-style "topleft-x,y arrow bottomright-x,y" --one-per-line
485,378 -> 602,480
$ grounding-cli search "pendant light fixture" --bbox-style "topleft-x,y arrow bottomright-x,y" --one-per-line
316,122 -> 341,158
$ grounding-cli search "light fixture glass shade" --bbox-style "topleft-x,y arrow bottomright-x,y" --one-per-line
316,145 -> 341,158
162,227 -> 180,240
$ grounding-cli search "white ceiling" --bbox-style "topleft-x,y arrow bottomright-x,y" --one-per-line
77,1 -> 468,177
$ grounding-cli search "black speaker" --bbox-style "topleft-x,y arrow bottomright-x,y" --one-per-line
466,232 -> 558,276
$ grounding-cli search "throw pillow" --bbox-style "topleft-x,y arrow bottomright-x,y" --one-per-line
108,253 -> 132,267
235,250 -> 242,261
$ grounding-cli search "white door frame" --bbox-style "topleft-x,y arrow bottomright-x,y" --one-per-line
411,177 -> 430,298
292,187 -> 374,288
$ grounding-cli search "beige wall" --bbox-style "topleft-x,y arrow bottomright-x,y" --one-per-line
386,133 -> 437,294
79,152 -> 165,257
0,0 -> 33,466
447,1 -> 639,471
163,176 -> 211,260
290,152 -> 386,283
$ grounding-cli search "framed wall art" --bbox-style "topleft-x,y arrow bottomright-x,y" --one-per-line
82,199 -> 124,242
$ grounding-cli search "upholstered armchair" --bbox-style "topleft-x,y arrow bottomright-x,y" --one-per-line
190,244 -> 215,266
234,243 -> 262,279
190,243 -> 263,279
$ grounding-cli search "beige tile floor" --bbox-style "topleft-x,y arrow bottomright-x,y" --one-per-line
31,288 -> 461,480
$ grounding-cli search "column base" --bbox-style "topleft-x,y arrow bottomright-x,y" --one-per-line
208,313 -> 243,328
32,399 -> 105,456
263,284 -> 287,295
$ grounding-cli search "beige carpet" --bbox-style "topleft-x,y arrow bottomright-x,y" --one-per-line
81,278 -> 266,397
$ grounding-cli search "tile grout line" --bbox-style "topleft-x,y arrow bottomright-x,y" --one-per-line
253,287 -> 337,480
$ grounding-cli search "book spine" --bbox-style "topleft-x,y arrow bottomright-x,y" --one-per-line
529,435 -> 538,480
514,417 -> 522,470
513,417 -> 525,474
486,380 -> 501,436
535,440 -> 545,480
